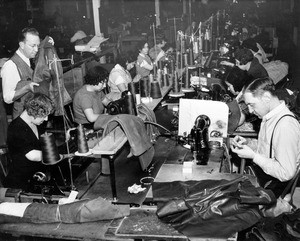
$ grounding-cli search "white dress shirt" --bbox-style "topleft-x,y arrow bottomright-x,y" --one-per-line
1,50 -> 31,104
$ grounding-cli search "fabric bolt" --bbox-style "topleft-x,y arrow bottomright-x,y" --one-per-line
73,85 -> 105,125
0,197 -> 130,224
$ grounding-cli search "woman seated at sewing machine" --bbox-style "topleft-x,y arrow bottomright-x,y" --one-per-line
136,41 -> 153,78
3,93 -> 54,190
73,65 -> 109,129
102,55 -> 136,106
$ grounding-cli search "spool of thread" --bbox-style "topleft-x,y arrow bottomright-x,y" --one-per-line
128,81 -> 138,100
174,71 -> 179,93
189,48 -> 194,65
150,81 -> 162,99
184,66 -> 189,89
183,53 -> 188,66
139,76 -> 150,97
135,93 -> 141,105
214,37 -> 220,51
156,69 -> 162,86
163,66 -> 168,87
158,61 -> 163,70
125,91 -> 137,115
41,132 -> 61,165
203,39 -> 209,53
77,124 -> 89,153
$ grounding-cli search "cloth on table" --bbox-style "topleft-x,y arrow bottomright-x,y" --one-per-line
94,114 -> 154,170
153,176 -> 276,239
0,196 -> 130,224
137,103 -> 160,142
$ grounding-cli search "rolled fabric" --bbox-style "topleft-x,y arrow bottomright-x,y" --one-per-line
0,197 -> 130,224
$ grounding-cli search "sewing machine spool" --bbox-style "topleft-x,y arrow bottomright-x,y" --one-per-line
41,132 -> 63,165
77,124 -> 89,154
139,76 -> 150,97
150,81 -> 162,99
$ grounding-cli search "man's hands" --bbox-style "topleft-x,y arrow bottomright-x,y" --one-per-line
230,135 -> 255,159
28,82 -> 40,92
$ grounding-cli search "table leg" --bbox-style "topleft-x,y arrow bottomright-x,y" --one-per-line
108,155 -> 117,202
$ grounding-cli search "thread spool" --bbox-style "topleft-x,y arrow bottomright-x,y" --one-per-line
158,61 -> 163,70
41,132 -> 62,165
189,49 -> 194,65
128,81 -> 138,101
183,53 -> 188,66
163,66 -> 168,87
203,39 -> 209,53
150,81 -> 162,99
139,76 -> 150,97
156,69 -> 162,86
124,91 -> 137,115
77,124 -> 89,153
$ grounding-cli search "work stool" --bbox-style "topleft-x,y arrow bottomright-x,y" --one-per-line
0,145 -> 11,186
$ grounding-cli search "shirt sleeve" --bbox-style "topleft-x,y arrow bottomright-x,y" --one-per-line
1,60 -> 19,104
79,94 -> 93,111
253,118 -> 300,181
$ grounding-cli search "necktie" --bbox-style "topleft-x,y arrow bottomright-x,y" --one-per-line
30,58 -> 35,70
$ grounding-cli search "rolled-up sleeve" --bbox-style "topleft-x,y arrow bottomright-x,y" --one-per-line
1,60 -> 20,104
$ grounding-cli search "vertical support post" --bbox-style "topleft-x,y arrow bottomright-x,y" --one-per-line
108,155 -> 117,202
92,0 -> 101,36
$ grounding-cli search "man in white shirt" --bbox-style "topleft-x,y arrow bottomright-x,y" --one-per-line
1,27 -> 40,119
231,77 -> 300,197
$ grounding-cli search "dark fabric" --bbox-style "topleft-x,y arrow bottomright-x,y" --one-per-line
248,58 -> 268,81
24,197 -> 130,223
154,176 -> 276,239
245,209 -> 300,241
0,197 -> 130,224
103,114 -> 153,156
10,53 -> 33,119
95,114 -> 154,170
227,99 -> 242,134
33,36 -> 71,116
137,103 -> 160,142
3,117 -> 45,189
251,164 -> 289,198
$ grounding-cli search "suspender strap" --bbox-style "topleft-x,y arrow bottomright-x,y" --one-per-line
269,114 -> 296,158
269,114 -> 300,199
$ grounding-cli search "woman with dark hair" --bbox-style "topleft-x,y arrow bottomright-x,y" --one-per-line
135,41 -> 153,78
73,65 -> 108,127
234,48 -> 268,81
3,93 -> 54,189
